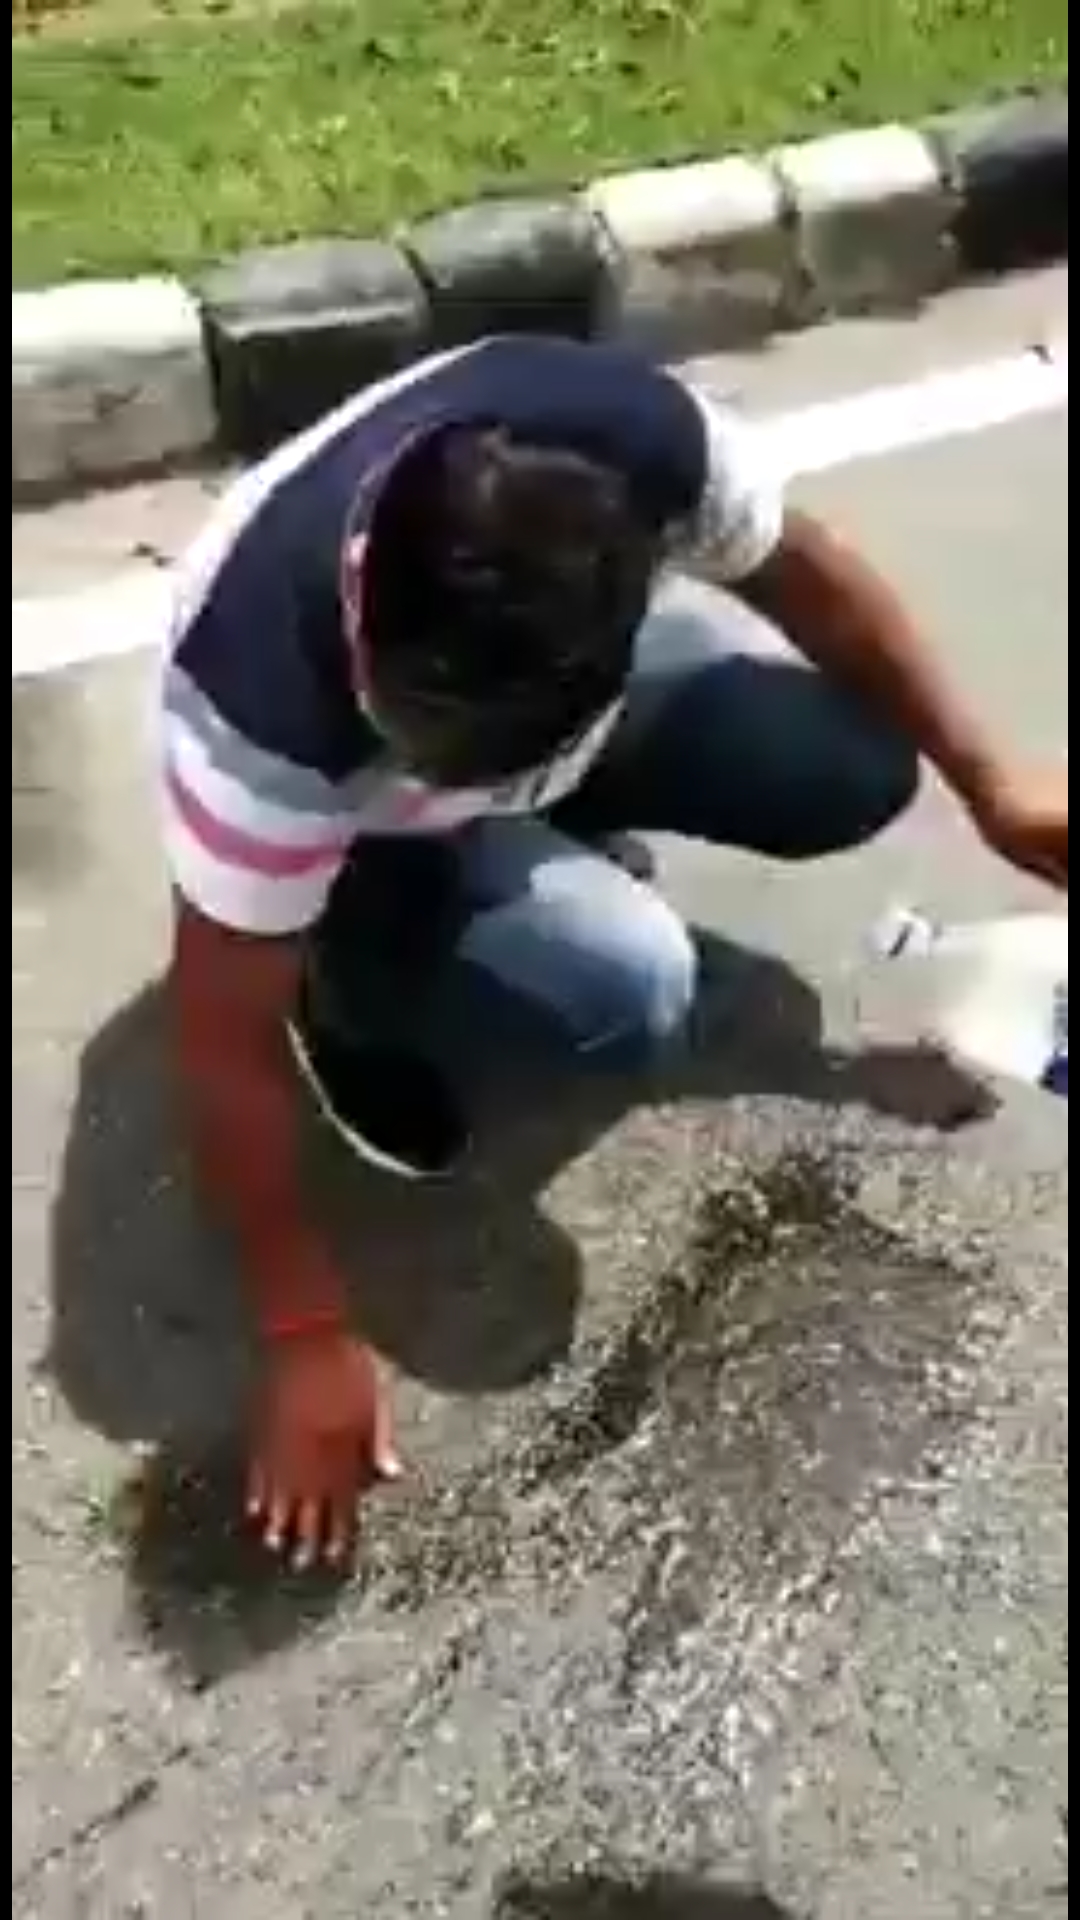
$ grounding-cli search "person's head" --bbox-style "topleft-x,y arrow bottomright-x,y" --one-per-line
360,423 -> 662,786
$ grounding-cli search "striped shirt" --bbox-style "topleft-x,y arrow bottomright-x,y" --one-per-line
163,336 -> 782,935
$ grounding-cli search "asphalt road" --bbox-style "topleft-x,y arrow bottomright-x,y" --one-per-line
11,273 -> 1067,1920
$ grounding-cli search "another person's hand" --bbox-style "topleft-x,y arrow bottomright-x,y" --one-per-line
249,1329 -> 401,1568
970,761 -> 1068,891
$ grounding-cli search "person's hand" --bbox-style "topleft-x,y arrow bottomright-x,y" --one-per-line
970,761 -> 1068,890
248,1330 -> 401,1568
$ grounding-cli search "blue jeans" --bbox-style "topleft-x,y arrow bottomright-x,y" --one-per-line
316,577 -> 918,1076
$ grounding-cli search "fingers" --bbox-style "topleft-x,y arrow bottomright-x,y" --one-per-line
247,1467 -> 314,1562
263,1492 -> 294,1558
373,1394 -> 404,1484
246,1462 -> 268,1524
246,1469 -> 367,1569
292,1500 -> 329,1572
247,1467 -> 291,1552
247,1408 -> 404,1570
325,1497 -> 355,1569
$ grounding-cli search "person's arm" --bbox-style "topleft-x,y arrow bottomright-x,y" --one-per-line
675,387 -> 1066,890
172,901 -> 342,1330
731,508 -> 1066,888
736,507 -> 1005,809
171,901 -> 400,1565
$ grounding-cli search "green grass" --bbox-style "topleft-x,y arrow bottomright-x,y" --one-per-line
12,0 -> 1068,286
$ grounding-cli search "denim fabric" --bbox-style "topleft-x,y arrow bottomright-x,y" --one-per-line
314,575 -> 918,1073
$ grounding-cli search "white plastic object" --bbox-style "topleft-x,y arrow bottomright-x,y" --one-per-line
873,907 -> 1067,1097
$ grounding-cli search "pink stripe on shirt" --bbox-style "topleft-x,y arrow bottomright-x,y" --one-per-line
165,764 -> 356,880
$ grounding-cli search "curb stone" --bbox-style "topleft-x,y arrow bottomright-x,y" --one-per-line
11,277 -> 216,498
927,93 -> 1070,275
773,125 -> 954,318
199,239 -> 430,460
10,90 -> 1067,499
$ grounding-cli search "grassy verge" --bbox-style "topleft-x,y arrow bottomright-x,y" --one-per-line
12,0 -> 1067,286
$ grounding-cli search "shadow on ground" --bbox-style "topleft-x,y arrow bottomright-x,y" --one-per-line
102,1446 -> 352,1682
493,1872 -> 794,1918
46,931 -> 990,1683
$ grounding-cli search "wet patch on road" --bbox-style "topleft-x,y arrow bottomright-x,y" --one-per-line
100,1149 -> 997,1692
365,1152 -> 988,1616
493,1871 -> 792,1918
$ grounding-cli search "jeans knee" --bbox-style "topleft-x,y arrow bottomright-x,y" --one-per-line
798,725 -> 920,860
854,729 -> 921,845
456,837 -> 701,1071
592,898 -> 699,1064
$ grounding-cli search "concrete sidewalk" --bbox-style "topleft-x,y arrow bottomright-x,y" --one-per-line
12,291 -> 1068,1917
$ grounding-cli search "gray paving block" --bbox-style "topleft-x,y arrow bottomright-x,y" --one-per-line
775,125 -> 953,319
403,195 -> 617,345
587,157 -> 796,356
12,278 -> 216,502
199,239 -> 431,456
929,92 -> 1068,276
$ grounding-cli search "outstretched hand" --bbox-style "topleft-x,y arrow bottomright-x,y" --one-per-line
970,761 -> 1068,892
249,1331 -> 401,1569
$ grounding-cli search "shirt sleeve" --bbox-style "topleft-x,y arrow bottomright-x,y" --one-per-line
162,662 -> 361,937
672,389 -> 785,582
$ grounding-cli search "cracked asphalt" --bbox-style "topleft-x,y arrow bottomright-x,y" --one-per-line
12,273 -> 1067,1919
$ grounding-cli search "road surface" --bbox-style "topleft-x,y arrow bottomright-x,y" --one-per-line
12,272 -> 1067,1920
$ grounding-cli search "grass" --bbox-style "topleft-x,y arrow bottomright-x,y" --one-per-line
12,0 -> 1068,286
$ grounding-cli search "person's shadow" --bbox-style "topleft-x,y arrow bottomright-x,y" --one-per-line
46,930 -> 989,1685
493,1871 -> 794,1919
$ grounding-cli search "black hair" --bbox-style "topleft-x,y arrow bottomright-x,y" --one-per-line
362,423 -> 660,783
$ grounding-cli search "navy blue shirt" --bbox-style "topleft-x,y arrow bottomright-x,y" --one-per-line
164,338 -> 782,933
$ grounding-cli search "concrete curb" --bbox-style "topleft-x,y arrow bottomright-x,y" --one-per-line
11,90 -> 1066,500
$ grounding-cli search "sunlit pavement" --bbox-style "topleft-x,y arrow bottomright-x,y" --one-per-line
12,274 -> 1067,1919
